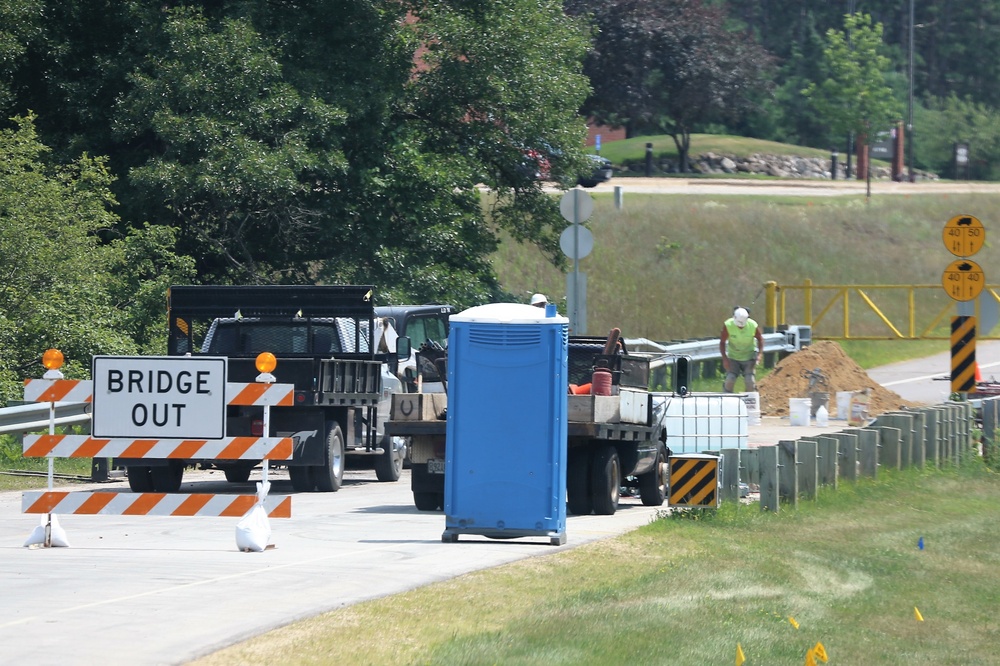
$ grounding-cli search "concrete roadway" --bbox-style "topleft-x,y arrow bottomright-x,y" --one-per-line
2,323 -> 990,666
575,176 -> 1000,197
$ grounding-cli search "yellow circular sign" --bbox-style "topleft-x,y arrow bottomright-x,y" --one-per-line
943,214 -> 985,257
942,258 -> 985,301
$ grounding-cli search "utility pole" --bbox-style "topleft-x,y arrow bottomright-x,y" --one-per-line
907,0 -> 915,182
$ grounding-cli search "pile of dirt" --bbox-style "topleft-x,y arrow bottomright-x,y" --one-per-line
757,340 -> 917,417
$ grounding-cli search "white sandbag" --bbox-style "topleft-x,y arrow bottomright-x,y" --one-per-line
235,480 -> 271,552
24,514 -> 70,548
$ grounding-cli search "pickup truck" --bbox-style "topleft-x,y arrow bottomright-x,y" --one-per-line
117,284 -> 407,493
387,336 -> 669,515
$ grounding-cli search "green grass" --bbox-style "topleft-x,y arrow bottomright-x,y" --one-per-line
193,462 -> 1000,666
592,133 -> 889,174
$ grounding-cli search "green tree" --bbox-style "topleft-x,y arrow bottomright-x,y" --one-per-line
6,1 -> 591,307
569,0 -> 775,172
917,93 -> 1000,179
802,12 -> 901,157
0,115 -> 192,403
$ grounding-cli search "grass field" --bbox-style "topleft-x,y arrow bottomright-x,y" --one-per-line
193,460 -> 999,666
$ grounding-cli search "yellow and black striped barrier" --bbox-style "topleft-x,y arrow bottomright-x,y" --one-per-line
951,315 -> 976,393
668,454 -> 720,508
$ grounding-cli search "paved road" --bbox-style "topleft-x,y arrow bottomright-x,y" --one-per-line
575,176 -> 1000,197
0,468 -> 663,666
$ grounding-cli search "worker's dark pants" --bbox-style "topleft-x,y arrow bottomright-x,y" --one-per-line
724,359 -> 757,393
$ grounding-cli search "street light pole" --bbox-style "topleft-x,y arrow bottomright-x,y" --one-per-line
907,0 -> 915,182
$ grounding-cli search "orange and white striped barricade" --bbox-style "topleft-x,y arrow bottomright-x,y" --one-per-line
21,364 -> 296,549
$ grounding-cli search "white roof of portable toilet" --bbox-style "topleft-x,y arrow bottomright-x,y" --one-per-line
451,302 -> 568,324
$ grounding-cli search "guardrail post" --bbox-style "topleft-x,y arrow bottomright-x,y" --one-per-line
797,439 -> 819,501
857,428 -> 880,478
720,449 -> 741,501
981,396 -> 1000,463
878,426 -> 901,470
816,436 -> 840,489
758,446 -> 779,513
923,407 -> 941,467
911,410 -> 927,468
833,431 -> 859,483
741,448 -> 759,489
777,440 -> 798,509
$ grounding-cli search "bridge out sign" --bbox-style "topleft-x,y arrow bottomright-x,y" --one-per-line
91,356 -> 227,439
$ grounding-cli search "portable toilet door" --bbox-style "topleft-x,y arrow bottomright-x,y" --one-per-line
442,302 -> 569,545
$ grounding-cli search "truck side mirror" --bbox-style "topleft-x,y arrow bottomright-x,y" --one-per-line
396,336 -> 411,361
673,355 -> 690,396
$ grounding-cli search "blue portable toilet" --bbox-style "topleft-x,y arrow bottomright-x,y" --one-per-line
442,302 -> 569,545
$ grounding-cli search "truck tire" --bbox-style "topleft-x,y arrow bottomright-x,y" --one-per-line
374,435 -> 404,482
314,423 -> 345,492
566,449 -> 593,516
638,445 -> 668,506
590,445 -> 620,515
289,465 -> 314,492
150,462 -> 184,493
224,466 -> 253,484
413,491 -> 443,511
127,466 -> 154,493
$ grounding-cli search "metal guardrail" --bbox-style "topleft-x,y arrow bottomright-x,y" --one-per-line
0,402 -> 91,436
625,327 -> 810,369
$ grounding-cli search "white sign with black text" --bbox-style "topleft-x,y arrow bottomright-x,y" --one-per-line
92,356 -> 227,439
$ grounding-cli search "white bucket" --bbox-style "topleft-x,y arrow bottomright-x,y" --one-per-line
836,391 -> 853,420
738,392 -> 761,426
789,398 -> 811,426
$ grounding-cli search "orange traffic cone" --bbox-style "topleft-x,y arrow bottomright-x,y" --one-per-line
976,362 -> 982,382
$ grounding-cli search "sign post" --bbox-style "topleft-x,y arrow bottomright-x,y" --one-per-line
560,188 -> 594,335
942,215 -> 986,394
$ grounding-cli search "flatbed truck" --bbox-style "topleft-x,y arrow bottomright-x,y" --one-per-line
387,338 -> 669,515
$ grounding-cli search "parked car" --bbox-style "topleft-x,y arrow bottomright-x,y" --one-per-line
578,154 -> 613,188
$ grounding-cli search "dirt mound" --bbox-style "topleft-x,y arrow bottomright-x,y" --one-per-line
757,340 -> 917,417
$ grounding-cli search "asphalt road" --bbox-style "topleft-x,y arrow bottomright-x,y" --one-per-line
0,467 -> 664,666
575,176 -> 1000,197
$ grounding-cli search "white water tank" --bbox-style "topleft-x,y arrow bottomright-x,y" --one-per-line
655,394 -> 748,454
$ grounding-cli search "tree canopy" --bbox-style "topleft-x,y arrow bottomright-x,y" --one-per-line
568,0 -> 775,171
0,114 -> 194,403
3,0 -> 593,307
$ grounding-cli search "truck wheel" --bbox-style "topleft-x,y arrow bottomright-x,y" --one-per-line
127,466 -> 154,493
224,466 -> 253,484
375,435 -> 404,482
289,465 -> 314,492
639,445 -> 668,506
150,462 -> 184,493
566,449 -> 593,515
413,491 -> 443,511
314,423 -> 345,492
590,445 -> 620,515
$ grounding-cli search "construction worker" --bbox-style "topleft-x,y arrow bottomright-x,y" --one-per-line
720,306 -> 765,392
530,293 -> 548,308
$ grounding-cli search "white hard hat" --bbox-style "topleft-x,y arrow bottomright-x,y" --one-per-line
733,307 -> 749,327
530,293 -> 548,306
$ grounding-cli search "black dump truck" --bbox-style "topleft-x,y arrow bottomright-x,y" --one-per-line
118,285 -> 408,493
